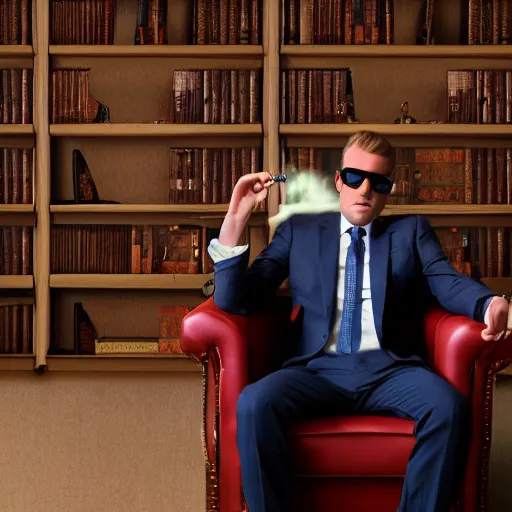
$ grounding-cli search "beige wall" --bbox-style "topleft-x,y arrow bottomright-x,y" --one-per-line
0,371 -> 204,512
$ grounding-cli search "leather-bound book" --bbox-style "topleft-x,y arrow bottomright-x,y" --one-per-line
71,149 -> 119,204
353,0 -> 364,44
73,302 -> 97,355
299,0 -> 313,44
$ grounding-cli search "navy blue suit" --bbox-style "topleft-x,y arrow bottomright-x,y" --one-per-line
213,213 -> 495,512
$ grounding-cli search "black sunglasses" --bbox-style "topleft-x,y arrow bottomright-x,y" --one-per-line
340,168 -> 393,194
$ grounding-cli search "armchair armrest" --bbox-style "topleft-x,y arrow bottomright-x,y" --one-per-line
424,305 -> 512,511
424,305 -> 512,397
180,297 -> 293,512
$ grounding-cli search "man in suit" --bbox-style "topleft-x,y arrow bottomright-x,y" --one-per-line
208,131 -> 511,512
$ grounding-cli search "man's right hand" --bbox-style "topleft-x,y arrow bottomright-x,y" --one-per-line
219,172 -> 274,248
227,172 -> 274,217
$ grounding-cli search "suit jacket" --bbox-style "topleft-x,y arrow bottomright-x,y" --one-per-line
212,213 -> 495,366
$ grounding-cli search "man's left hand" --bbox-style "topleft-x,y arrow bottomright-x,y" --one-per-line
481,296 -> 511,342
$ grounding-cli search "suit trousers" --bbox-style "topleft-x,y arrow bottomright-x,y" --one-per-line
236,349 -> 471,512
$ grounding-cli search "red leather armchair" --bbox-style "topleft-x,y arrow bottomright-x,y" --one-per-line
180,296 -> 512,512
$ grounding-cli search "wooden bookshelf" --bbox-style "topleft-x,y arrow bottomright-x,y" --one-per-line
49,273 -> 214,290
50,44 -> 263,58
7,0 -> 512,376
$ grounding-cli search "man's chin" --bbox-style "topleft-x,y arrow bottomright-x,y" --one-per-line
343,210 -> 375,226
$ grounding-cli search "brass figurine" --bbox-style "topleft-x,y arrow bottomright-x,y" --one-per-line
394,101 -> 417,124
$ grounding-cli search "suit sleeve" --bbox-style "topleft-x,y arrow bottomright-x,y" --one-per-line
212,218 -> 292,315
415,215 -> 495,322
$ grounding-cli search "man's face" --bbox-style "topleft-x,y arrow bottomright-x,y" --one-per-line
335,144 -> 393,226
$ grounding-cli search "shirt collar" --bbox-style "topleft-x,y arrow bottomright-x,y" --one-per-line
340,213 -> 372,237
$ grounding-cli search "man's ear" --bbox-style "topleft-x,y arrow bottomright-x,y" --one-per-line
334,170 -> 343,193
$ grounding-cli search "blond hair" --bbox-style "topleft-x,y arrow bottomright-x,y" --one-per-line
341,130 -> 395,168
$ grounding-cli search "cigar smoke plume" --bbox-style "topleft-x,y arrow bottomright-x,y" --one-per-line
268,169 -> 340,229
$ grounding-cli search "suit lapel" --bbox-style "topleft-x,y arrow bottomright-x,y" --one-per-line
369,218 -> 390,341
319,213 -> 341,316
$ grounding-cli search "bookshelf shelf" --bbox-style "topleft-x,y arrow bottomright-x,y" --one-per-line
0,276 -> 33,289
383,205 -> 512,216
50,204 -> 268,226
50,204 -> 233,213
0,205 -> 34,213
0,355 -> 35,371
49,273 -> 213,289
0,125 -> 34,136
49,123 -> 263,137
280,124 -> 512,138
45,355 -> 201,372
0,45 -> 33,57
50,44 -> 264,58
281,44 -> 512,58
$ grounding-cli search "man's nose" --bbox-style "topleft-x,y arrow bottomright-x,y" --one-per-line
359,178 -> 371,196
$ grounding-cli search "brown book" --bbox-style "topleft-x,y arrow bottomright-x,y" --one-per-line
447,70 -> 476,124
300,0 -> 314,44
74,303 -> 97,355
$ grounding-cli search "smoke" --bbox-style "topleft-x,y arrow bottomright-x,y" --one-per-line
268,169 -> 340,229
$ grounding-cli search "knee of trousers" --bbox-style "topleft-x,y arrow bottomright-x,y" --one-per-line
424,387 -> 471,431
237,382 -> 278,425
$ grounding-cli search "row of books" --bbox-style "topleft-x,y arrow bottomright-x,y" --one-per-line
1,0 -> 31,45
50,224 -> 228,275
51,68 -> 110,124
0,69 -> 32,125
34,65 -> 512,126
192,0 -> 261,45
2,143 -> 512,208
3,143 -> 510,208
169,147 -> 263,206
0,148 -> 33,205
282,67 -> 512,125
392,147 -> 512,205
48,0 -> 262,46
283,0 -> 394,45
286,0 -> 512,46
45,222 -> 512,280
447,70 -> 512,124
438,226 -> 511,280
171,69 -> 262,124
51,0 -> 116,45
65,303 -> 190,356
11,0 -> 512,48
0,227 -> 32,275
467,0 -> 512,44
281,69 -> 355,124
0,304 -> 33,355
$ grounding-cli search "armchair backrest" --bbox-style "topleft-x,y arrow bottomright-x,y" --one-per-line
244,295 -> 295,383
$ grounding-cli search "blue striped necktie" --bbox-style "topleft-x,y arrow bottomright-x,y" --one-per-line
337,226 -> 366,354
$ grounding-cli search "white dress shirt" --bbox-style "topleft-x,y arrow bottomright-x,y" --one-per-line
208,214 -> 381,354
